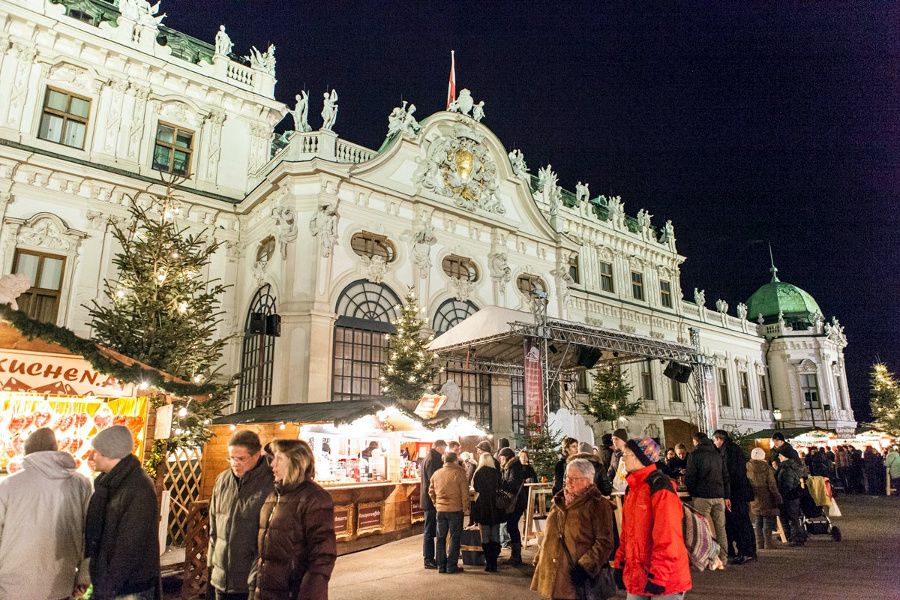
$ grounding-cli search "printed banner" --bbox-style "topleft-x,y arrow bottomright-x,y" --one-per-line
0,349 -> 134,397
524,339 -> 544,428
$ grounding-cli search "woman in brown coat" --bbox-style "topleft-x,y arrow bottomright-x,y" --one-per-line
250,439 -> 337,600
532,458 -> 615,600
746,447 -> 782,550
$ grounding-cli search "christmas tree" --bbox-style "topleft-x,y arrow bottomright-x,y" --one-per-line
522,421 -> 563,481
380,289 -> 437,407
87,178 -> 231,469
579,365 -> 642,430
869,362 -> 900,437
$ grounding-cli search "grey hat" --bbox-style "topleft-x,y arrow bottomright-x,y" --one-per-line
25,427 -> 58,455
91,425 -> 134,460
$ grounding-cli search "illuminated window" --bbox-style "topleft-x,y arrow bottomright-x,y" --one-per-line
511,375 -> 525,436
152,123 -> 194,176
12,249 -> 65,323
38,88 -> 90,149
740,371 -> 751,409
801,374 -> 820,409
718,368 -> 730,407
435,360 -> 492,430
759,374 -> 770,410
237,285 -> 277,411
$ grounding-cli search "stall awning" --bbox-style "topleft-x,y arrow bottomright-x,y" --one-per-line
213,399 -> 425,427
428,305 -> 698,371
743,427 -> 836,440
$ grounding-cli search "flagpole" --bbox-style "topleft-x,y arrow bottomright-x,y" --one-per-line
446,50 -> 456,110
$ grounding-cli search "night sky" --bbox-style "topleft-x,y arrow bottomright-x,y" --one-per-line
169,2 -> 899,421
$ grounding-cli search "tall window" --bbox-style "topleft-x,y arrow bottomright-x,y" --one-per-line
432,299 -> 478,336
740,371 -> 751,409
718,367 -> 730,407
442,255 -> 478,282
435,362 -> 492,430
152,123 -> 194,176
600,261 -> 614,293
568,255 -> 580,285
332,280 -> 401,402
12,249 -> 65,323
801,373 -> 820,409
631,271 -> 644,300
641,362 -> 654,400
237,285 -> 277,411
511,375 -> 525,436
670,378 -> 682,403
351,232 -> 396,262
759,374 -> 770,410
38,88 -> 90,149
660,280 -> 673,308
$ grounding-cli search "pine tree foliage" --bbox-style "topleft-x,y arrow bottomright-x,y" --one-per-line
869,362 -> 900,437
523,421 -> 563,481
380,289 -> 437,405
580,365 -> 642,429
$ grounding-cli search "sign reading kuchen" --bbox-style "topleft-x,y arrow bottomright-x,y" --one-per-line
333,504 -> 353,541
0,349 -> 134,397
356,501 -> 384,535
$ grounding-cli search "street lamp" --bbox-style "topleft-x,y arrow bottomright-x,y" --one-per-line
772,408 -> 782,430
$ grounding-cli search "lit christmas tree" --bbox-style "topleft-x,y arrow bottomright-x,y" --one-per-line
380,289 -> 438,407
580,365 -> 642,431
869,362 -> 900,437
87,179 -> 230,471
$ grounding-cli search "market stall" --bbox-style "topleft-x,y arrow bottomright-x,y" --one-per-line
203,399 -> 487,554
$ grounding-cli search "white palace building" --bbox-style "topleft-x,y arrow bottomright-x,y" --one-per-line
0,0 -> 856,444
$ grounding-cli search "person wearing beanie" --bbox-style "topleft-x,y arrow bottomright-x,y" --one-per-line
608,429 -> 630,494
498,446 -> 528,565
747,448 -> 782,550
0,428 -> 92,599
598,433 -> 614,473
552,437 -> 579,496
685,431 -> 730,567
85,426 -> 160,599
614,437 -> 691,598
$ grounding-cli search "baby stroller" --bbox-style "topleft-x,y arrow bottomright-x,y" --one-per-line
799,475 -> 842,542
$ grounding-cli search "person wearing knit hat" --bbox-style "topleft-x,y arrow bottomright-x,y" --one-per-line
24,427 -> 58,455
85,426 -> 160,597
613,437 -> 692,597
608,429 -> 630,494
0,426 -> 92,599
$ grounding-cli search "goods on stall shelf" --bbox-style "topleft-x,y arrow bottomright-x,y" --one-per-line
0,394 -> 146,475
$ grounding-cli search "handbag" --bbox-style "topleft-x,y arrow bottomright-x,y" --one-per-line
495,475 -> 525,514
558,531 -> 617,600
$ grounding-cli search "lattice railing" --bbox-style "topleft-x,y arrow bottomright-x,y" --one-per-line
182,500 -> 210,600
164,447 -> 204,546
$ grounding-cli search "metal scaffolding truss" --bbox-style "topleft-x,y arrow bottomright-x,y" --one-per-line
435,356 -> 524,377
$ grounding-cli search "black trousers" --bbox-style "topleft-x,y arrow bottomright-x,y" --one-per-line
725,499 -> 757,557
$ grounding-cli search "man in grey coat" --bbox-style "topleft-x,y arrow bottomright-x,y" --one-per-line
208,430 -> 274,600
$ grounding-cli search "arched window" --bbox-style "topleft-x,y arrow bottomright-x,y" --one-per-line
237,285 -> 277,412
432,299 -> 479,336
516,273 -> 546,296
441,254 -> 479,282
350,231 -> 396,262
332,280 -> 401,402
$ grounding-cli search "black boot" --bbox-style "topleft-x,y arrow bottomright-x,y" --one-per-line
506,542 -> 523,566
482,543 -> 491,571
489,542 -> 501,571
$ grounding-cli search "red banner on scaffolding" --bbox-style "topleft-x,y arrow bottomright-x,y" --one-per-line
524,339 -> 544,427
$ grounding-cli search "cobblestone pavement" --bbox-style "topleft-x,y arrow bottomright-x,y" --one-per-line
330,494 -> 900,600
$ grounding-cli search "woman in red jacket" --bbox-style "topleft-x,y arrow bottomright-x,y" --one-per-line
614,437 -> 691,600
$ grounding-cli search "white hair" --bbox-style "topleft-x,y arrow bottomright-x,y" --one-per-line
566,457 -> 595,480
478,452 -> 497,469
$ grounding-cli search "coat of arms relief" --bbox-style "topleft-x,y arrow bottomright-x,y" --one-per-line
414,124 -> 504,215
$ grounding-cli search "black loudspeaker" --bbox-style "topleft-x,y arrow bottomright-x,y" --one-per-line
663,362 -> 694,383
576,347 -> 603,369
248,312 -> 266,334
266,314 -> 282,337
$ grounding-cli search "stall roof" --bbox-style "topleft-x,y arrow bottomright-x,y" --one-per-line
213,399 -> 424,426
428,305 -> 698,371
744,427 -> 836,440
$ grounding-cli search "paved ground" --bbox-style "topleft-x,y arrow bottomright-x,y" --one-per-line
331,493 -> 900,600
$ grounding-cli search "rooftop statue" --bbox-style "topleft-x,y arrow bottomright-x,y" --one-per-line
694,288 -> 706,307
387,101 -> 420,138
321,89 -> 338,131
736,302 -> 748,320
472,101 -> 485,122
606,196 -> 626,229
248,44 -> 276,76
575,181 -> 590,204
715,299 -> 728,313
448,89 -> 474,115
508,149 -> 529,178
636,208 -> 653,231
291,91 -> 311,132
214,25 -> 233,57
120,0 -> 165,26
537,164 -> 558,193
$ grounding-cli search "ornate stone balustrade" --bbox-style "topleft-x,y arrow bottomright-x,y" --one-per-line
335,140 -> 376,164
226,61 -> 254,86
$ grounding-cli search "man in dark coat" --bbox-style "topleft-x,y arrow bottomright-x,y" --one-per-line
685,431 -> 730,566
774,450 -> 807,546
85,426 -> 159,600
498,447 -> 527,565
208,430 -> 274,600
713,430 -> 756,564
421,439 -> 446,569
552,437 -> 579,496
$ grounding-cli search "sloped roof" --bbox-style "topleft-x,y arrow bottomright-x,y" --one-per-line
213,398 -> 425,427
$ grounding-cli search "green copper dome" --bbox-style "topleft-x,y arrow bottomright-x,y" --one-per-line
746,264 -> 821,326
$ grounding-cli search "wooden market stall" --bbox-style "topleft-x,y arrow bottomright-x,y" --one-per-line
202,399 -> 487,554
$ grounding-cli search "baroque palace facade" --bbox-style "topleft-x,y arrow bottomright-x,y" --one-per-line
0,0 -> 856,443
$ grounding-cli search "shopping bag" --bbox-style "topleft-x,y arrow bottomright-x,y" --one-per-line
828,497 -> 842,518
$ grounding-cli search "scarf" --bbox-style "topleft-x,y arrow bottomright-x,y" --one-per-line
84,454 -> 141,559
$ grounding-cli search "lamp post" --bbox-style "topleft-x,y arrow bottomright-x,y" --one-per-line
772,408 -> 782,430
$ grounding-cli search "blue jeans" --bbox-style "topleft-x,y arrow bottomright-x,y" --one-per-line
480,523 -> 501,543
423,509 -> 437,561
436,511 -> 463,571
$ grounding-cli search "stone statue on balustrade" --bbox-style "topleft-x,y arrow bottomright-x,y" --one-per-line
575,182 -> 590,205
291,91 -> 311,133
321,89 -> 338,131
636,208 -> 653,232
248,44 -> 276,76
120,0 -> 165,26
508,149 -> 529,179
387,101 -> 420,138
694,288 -> 706,307
472,101 -> 485,123
736,302 -> 748,320
214,25 -> 233,56
606,196 -> 626,229
715,299 -> 728,313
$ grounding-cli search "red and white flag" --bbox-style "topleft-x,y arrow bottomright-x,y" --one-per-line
446,50 -> 456,109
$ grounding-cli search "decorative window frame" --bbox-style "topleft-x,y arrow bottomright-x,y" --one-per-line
1,212 -> 86,326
